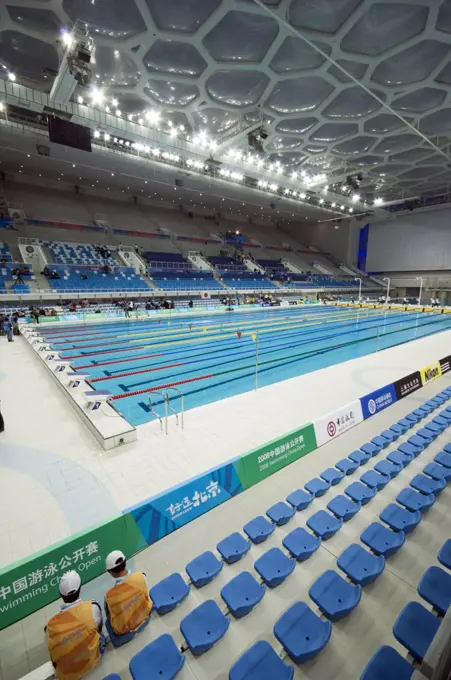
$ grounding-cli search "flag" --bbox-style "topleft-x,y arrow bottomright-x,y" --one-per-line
251,333 -> 257,342
203,326 -> 207,333
237,332 -> 242,339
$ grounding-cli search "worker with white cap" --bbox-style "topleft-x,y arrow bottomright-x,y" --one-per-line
104,550 -> 152,639
46,571 -> 104,680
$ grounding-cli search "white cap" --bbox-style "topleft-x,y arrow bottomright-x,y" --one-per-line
106,550 -> 126,571
59,570 -> 81,597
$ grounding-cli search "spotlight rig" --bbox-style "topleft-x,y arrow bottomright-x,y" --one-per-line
346,172 -> 364,191
247,126 -> 268,154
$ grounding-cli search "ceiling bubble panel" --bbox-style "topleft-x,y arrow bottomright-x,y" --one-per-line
206,71 -> 269,107
0,31 -> 58,84
328,59 -> 368,82
311,123 -> 358,142
323,87 -> 384,118
6,6 -> 62,31
373,134 -> 420,154
372,40 -> 451,85
332,136 -> 376,155
400,167 -> 444,180
191,108 -> 240,136
91,46 -> 140,87
420,109 -> 451,135
276,117 -> 318,134
62,0 -> 146,37
368,164 -> 409,175
393,88 -> 447,114
267,76 -> 333,113
391,148 -> 439,163
363,114 -> 403,133
203,11 -> 278,63
289,0 -> 362,34
353,156 -> 382,166
270,38 -> 331,73
144,40 -> 207,77
145,0 -> 221,33
144,80 -> 199,106
267,152 -> 307,166
266,136 -> 303,151
437,0 -> 451,34
436,59 -> 451,84
341,3 -> 428,56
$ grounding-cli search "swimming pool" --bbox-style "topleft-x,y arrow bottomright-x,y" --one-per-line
38,305 -> 451,426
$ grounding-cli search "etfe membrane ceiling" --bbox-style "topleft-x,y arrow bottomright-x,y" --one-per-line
2,0 -> 451,201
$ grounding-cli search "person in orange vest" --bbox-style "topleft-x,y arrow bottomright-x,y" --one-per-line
46,571 -> 104,680
104,550 -> 153,641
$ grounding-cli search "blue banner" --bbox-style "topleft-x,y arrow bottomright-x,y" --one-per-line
126,459 -> 243,546
360,383 -> 397,419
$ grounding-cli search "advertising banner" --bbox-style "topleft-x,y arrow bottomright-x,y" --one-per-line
420,361 -> 442,386
314,400 -> 363,447
235,423 -> 317,490
439,355 -> 451,375
360,383 -> 397,420
394,370 -> 422,400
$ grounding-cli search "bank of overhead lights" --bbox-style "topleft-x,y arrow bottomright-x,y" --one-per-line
93,130 -> 100,138
90,86 -> 104,105
61,30 -> 73,48
111,98 -> 118,107
374,197 -> 384,205
8,72 -> 16,82
145,110 -> 160,124
104,132 -> 110,141
77,96 -> 84,104
352,194 -> 360,202
300,192 -> 306,199
331,202 -> 336,208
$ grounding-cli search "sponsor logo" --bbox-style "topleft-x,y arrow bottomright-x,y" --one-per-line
368,399 -> 376,415
394,371 -> 421,400
327,421 -> 336,437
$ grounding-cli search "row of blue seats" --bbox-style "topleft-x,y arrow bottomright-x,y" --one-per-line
113,384 -> 451,680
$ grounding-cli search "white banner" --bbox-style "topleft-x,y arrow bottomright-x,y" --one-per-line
314,399 -> 364,447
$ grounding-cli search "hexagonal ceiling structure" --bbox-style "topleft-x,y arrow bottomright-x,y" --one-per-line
1,0 -> 451,202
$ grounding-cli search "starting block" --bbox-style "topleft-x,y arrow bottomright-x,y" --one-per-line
66,372 -> 91,388
52,359 -> 72,373
84,390 -> 112,412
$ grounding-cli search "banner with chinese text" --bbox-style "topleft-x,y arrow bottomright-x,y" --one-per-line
360,383 -> 397,420
314,400 -> 364,447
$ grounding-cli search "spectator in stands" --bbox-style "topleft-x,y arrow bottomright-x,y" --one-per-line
46,570 -> 104,680
104,550 -> 152,639
29,306 -> 40,323
13,268 -> 24,284
81,274 -> 88,281
103,264 -> 111,274
189,300 -> 193,308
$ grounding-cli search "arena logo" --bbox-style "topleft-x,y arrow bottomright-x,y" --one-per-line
367,399 -> 377,415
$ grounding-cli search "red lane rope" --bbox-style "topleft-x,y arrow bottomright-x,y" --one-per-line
64,345 -> 147,359
109,373 -> 214,400
76,353 -> 164,369
90,362 -> 185,382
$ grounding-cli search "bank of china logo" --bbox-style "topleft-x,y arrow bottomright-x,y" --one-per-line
368,399 -> 376,415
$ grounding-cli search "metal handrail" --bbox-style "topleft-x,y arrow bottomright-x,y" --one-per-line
148,391 -> 168,434
165,387 -> 184,430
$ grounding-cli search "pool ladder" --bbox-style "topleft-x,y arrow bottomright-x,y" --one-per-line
148,388 -> 185,434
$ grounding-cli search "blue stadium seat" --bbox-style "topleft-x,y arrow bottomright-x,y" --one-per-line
150,573 -> 190,615
180,600 -> 230,655
410,473 -> 445,496
424,421 -> 443,437
433,414 -> 451,427
438,539 -> 451,569
360,645 -> 414,680
361,470 -> 390,490
374,460 -> 402,478
129,634 -> 185,680
305,478 -> 330,497
399,416 -> 415,428
254,548 -> 296,587
387,450 -> 412,468
393,601 -> 440,661
398,442 -> 421,458
381,429 -> 397,444
444,443 -> 451,454
274,602 -> 332,663
418,404 -> 433,415
104,675 -> 121,680
185,551 -> 223,587
349,450 -> 371,465
431,395 -> 445,405
282,527 -> 321,561
413,407 -> 428,418
396,488 -> 435,513
286,488 -> 313,510
309,570 -> 362,621
361,442 -> 380,457
360,522 -> 405,557
371,435 -> 388,450
266,501 -> 295,526
405,413 -> 419,424
221,571 -> 265,618
407,435 -> 425,451
307,510 -> 343,539
423,462 -> 451,482
217,533 -> 251,565
243,516 -> 276,544
417,566 -> 451,615
337,544 -> 385,586
390,422 -> 408,436
345,481 -> 377,505
229,640 -> 294,680
336,458 -> 359,475
379,504 -> 421,534
320,467 -> 344,485
327,495 -> 361,521
435,451 -> 451,468
416,428 -> 434,444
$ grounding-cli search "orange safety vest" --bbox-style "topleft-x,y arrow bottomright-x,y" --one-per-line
105,572 -> 153,635
47,602 -> 101,680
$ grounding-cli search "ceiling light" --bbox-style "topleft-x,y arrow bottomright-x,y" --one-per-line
111,172 -> 114,176
77,96 -> 84,104
105,105 -> 110,113
319,198 -> 324,204
146,110 -> 160,124
8,72 -> 16,82
269,183 -> 278,191
72,164 -> 75,167
104,133 -> 110,141
331,202 -> 336,208
169,128 -> 177,137
93,130 -> 100,138
291,172 -> 297,179
113,137 -> 118,143
138,118 -> 143,125
300,192 -> 306,199
349,208 -> 354,212
90,86 -> 104,105
374,197 -> 384,205
341,205 -> 345,210
116,109 -> 121,117
61,31 -> 73,48
118,139 -> 123,145
112,98 -> 118,107
128,114 -> 133,121
125,141 -> 130,146
352,194 -> 360,202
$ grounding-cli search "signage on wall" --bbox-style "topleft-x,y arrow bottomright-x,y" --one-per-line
420,361 -> 442,385
394,370 -> 422,400
360,383 -> 397,420
314,400 -> 363,447
439,355 -> 451,374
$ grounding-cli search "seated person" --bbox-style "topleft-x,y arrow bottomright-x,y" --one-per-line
46,571 -> 104,680
104,550 -> 152,643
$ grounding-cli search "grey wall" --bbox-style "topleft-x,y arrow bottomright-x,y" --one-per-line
284,221 -> 351,263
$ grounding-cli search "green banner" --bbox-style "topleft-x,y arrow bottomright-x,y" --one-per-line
0,514 -> 146,631
235,422 -> 317,489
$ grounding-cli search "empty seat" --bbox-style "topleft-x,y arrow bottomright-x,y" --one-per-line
424,461 -> 451,482
431,395 -> 445,405
360,645 -> 414,680
399,416 -> 414,428
379,504 -> 421,534
396,488 -> 435,513
305,478 -> 330,497
150,573 -> 190,615
371,435 -> 388,450
431,416 -> 449,429
266,501 -> 295,526
361,470 -> 390,490
243,516 -> 275,544
417,565 -> 451,615
345,481 -> 377,505
274,602 -> 332,663
390,422 -> 408,436
309,570 -> 362,621
425,420 -> 444,435
410,473 -> 445,496
129,634 -> 185,680
336,458 -> 359,475
361,522 -> 405,557
337,544 -> 385,586
217,533 -> 251,565
327,495 -> 361,521
307,510 -> 343,540
286,489 -> 313,511
349,450 -> 371,465
221,571 -> 265,618
412,407 -> 427,418
180,600 -> 230,655
416,428 -> 434,444
381,429 -> 397,444
282,527 -> 321,561
254,547 -> 296,587
229,640 -> 294,680
435,451 -> 451,468
104,675 -> 121,680
407,435 -> 425,451
375,460 -> 402,478
443,443 -> 451,454
393,601 -> 440,661
361,442 -> 380,457
405,413 -> 419,424
320,467 -> 344,485
438,539 -> 451,569
418,404 -> 433,415
186,551 -> 223,587
387,450 -> 412,468
399,442 -> 421,458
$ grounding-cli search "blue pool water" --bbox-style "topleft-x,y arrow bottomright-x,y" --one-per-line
39,306 -> 451,426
